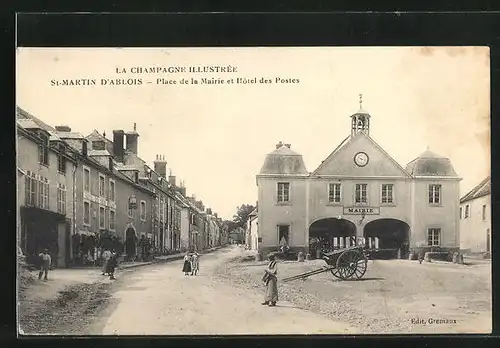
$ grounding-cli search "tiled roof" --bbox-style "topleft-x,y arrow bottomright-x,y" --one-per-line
405,149 -> 458,177
259,144 -> 308,175
460,176 -> 491,203
89,150 -> 112,156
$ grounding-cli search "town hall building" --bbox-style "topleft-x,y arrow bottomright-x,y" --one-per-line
255,99 -> 461,259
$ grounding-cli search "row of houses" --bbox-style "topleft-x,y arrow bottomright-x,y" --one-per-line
16,106 -> 229,268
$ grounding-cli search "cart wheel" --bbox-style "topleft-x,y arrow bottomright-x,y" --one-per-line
335,250 -> 357,280
330,268 -> 341,279
349,250 -> 368,280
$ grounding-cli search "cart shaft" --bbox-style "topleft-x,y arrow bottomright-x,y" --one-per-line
281,266 -> 335,283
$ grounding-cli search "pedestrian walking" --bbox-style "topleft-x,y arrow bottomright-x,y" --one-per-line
261,254 -> 278,307
38,249 -> 51,281
191,252 -> 200,276
418,249 -> 425,264
182,252 -> 192,276
107,251 -> 118,280
101,248 -> 112,276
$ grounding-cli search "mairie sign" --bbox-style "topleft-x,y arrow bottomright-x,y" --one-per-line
343,206 -> 380,215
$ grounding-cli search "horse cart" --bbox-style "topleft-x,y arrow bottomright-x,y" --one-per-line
281,245 -> 369,282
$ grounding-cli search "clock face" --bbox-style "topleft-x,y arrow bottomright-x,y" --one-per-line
354,152 -> 369,167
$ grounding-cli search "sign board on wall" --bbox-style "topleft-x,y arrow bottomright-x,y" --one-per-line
343,207 -> 380,215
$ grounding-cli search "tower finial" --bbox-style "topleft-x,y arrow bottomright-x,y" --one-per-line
134,123 -> 137,131
359,93 -> 363,109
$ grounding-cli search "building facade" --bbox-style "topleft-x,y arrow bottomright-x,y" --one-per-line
17,106 -> 224,267
248,207 -> 259,250
459,177 -> 491,255
17,116 -> 77,268
256,105 -> 461,258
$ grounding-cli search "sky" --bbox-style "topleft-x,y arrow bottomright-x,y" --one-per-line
16,47 -> 490,220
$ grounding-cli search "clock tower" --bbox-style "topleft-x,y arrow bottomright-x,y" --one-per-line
351,94 -> 371,137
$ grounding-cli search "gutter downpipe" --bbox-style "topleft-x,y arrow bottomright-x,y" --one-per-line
71,159 -> 77,267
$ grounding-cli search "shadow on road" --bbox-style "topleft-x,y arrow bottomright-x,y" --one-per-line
329,277 -> 385,283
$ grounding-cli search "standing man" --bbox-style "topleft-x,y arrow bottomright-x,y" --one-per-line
38,249 -> 51,281
101,248 -> 112,276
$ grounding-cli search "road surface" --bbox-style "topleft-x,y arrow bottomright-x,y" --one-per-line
90,247 -> 357,335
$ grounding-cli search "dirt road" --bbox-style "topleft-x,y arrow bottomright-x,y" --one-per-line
216,249 -> 492,334
90,247 -> 357,335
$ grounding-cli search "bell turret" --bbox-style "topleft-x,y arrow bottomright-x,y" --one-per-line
350,94 -> 371,137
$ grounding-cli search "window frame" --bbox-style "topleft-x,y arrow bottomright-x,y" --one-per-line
83,200 -> 91,226
327,182 -> 342,204
427,227 -> 441,247
482,204 -> 487,221
354,183 -> 368,204
109,209 -> 116,231
57,183 -> 67,214
140,200 -> 147,221
99,206 -> 106,229
99,173 -> 106,198
109,178 -> 116,202
428,184 -> 442,205
380,183 -> 395,205
38,133 -> 49,166
39,177 -> 50,210
83,166 -> 91,193
25,171 -> 38,206
277,182 -> 291,203
464,204 -> 470,219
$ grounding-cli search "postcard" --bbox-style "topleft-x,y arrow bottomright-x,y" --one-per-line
16,46 -> 491,335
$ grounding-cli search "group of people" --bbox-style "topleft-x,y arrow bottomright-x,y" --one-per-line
182,252 -> 200,276
101,249 -> 119,280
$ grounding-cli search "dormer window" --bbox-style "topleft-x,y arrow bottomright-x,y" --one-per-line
38,132 -> 49,166
92,140 -> 105,150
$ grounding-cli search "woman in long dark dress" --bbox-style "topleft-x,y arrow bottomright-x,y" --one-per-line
262,254 -> 278,306
106,252 -> 118,280
182,253 -> 192,276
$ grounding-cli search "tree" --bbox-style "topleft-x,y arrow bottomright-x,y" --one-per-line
232,204 -> 255,229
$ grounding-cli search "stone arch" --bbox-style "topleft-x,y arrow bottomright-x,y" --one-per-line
124,224 -> 137,259
363,218 -> 410,258
309,217 -> 357,253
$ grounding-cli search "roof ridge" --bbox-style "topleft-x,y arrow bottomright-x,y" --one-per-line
311,135 -> 351,175
460,176 -> 491,202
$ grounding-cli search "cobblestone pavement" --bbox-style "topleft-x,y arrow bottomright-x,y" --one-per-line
215,249 -> 492,334
89,246 -> 357,335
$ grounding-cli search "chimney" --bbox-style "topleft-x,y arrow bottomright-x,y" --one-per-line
275,141 -> 283,149
113,130 -> 125,162
126,123 -> 139,155
168,174 -> 176,186
82,140 -> 88,157
154,154 -> 168,178
207,208 -> 212,215
55,125 -> 71,132
179,187 -> 186,196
